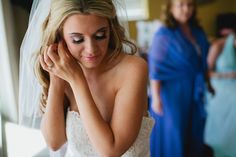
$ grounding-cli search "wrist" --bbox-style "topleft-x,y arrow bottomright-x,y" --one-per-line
49,82 -> 65,92
68,72 -> 86,87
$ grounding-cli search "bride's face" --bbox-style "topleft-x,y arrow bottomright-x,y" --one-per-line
62,14 -> 110,69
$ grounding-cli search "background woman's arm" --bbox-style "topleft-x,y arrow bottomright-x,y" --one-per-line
150,80 -> 163,115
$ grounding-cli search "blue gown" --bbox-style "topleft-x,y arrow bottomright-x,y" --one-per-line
204,34 -> 236,157
148,26 -> 209,157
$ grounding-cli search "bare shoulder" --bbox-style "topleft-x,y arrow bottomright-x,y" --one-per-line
110,54 -> 148,89
209,37 -> 226,57
211,37 -> 226,50
117,54 -> 148,76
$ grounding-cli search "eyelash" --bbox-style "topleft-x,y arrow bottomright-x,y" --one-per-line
72,33 -> 107,44
72,38 -> 83,44
95,35 -> 107,40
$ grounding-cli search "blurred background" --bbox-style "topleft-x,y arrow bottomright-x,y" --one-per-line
0,0 -> 235,156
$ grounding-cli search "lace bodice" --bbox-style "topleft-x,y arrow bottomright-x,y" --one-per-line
65,111 -> 154,157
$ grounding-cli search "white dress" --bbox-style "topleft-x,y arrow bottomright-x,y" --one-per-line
65,111 -> 154,157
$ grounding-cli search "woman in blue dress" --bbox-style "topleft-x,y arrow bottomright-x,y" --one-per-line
204,28 -> 236,157
148,0 -> 214,156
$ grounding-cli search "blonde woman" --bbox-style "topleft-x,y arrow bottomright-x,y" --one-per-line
19,0 -> 154,156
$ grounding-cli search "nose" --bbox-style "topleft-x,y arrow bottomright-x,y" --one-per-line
85,39 -> 97,56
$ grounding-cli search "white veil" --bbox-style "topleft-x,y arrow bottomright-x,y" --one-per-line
19,0 -> 129,156
19,0 -> 129,128
19,0 -> 51,128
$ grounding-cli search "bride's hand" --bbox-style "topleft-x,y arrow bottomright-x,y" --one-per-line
40,45 -> 66,89
40,41 -> 84,83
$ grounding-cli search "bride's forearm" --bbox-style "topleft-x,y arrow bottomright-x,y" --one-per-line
69,76 -> 122,156
41,84 -> 67,151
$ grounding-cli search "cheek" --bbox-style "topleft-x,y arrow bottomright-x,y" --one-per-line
98,39 -> 109,53
171,7 -> 179,17
171,10 -> 180,19
63,36 -> 79,57
101,42 -> 109,54
188,8 -> 194,15
68,47 -> 78,57
66,43 -> 82,58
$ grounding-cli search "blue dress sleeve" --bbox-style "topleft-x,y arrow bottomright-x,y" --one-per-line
148,27 -> 171,80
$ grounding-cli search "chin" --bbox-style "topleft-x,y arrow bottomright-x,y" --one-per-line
179,19 -> 189,24
81,62 -> 101,69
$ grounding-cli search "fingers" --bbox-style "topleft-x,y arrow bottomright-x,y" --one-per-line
43,46 -> 53,67
40,41 -> 74,72
40,45 -> 58,71
40,54 -> 51,71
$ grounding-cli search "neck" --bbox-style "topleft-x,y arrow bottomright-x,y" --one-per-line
179,23 -> 192,35
81,52 -> 110,79
81,58 -> 111,81
81,65 -> 103,81
179,24 -> 196,43
179,23 -> 190,30
82,52 -> 124,81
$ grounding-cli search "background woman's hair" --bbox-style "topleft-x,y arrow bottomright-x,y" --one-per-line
34,0 -> 137,113
161,0 -> 201,29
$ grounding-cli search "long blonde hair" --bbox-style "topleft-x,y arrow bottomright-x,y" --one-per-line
34,0 -> 137,112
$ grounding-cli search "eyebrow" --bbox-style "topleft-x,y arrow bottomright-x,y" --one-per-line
69,26 -> 108,36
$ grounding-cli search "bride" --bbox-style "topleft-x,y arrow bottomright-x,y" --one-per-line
19,0 -> 154,156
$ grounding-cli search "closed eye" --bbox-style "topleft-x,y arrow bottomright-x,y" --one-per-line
94,31 -> 107,40
69,26 -> 109,44
71,36 -> 84,44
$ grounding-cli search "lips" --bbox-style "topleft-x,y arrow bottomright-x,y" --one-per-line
83,55 -> 99,62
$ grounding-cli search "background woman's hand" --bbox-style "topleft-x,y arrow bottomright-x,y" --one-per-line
205,72 -> 215,96
150,80 -> 163,115
151,98 -> 163,116
207,81 -> 215,96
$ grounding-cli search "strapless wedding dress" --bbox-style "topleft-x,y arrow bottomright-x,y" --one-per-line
65,111 -> 154,157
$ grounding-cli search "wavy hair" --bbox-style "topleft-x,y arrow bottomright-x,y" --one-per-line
161,0 -> 201,29
34,0 -> 137,113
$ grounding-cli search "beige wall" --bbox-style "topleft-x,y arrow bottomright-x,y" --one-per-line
197,0 -> 236,37
129,0 -> 236,41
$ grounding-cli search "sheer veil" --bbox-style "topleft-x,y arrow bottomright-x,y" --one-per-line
19,0 -> 129,128
19,0 -> 51,128
19,0 -> 129,156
